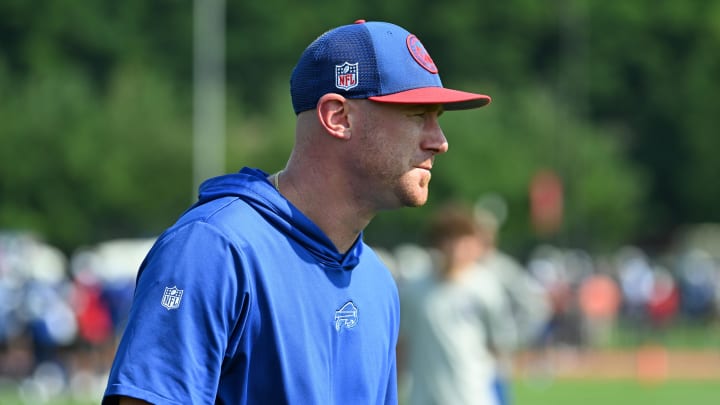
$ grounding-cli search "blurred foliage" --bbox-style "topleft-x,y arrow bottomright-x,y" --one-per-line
0,63 -> 192,251
1,0 -> 719,255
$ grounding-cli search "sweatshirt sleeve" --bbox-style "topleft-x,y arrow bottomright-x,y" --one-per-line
103,221 -> 250,405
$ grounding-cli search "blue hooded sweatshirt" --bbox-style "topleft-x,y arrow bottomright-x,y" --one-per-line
103,167 -> 400,404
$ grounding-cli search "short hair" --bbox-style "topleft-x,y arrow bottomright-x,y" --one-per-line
427,201 -> 481,248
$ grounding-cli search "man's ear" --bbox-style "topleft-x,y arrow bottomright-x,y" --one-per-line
316,93 -> 352,140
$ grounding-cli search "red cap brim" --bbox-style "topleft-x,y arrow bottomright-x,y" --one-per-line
368,87 -> 491,110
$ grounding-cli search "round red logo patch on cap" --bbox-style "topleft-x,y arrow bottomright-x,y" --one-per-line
406,35 -> 438,74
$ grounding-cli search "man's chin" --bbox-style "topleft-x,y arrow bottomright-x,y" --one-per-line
400,189 -> 429,208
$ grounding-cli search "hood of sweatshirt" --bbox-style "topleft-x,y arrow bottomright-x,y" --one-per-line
196,167 -> 362,271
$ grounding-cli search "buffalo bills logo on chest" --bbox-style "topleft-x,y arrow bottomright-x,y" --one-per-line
334,301 -> 358,331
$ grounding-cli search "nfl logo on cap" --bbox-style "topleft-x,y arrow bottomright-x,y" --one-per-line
335,62 -> 358,90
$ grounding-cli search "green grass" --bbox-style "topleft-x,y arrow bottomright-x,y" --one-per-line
0,393 -> 97,405
513,379 -> 720,405
3,379 -> 720,405
605,320 -> 720,349
0,387 -> 98,405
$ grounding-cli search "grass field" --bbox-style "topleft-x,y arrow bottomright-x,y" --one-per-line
513,379 -> 720,405
0,390 -> 97,405
1,379 -> 719,404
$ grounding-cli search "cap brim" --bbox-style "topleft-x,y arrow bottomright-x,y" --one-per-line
368,87 -> 491,110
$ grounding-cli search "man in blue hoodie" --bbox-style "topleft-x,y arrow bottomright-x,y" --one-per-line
103,20 -> 491,405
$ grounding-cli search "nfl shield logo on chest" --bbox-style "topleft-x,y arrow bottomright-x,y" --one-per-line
335,62 -> 359,90
161,286 -> 184,310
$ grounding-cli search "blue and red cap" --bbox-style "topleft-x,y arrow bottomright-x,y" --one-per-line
290,20 -> 492,114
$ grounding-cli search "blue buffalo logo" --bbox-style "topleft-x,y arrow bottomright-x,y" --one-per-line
334,301 -> 358,331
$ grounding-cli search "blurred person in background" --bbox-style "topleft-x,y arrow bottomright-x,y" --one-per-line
646,266 -> 679,330
474,196 -> 551,347
399,201 -> 517,405
616,246 -> 655,324
676,248 -> 717,322
0,232 -> 78,400
529,245 -> 580,348
577,262 -> 622,348
102,20 -> 491,405
472,196 -> 550,404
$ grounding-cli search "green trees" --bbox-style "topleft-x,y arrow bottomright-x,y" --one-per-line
1,1 -> 718,255
0,64 -> 192,251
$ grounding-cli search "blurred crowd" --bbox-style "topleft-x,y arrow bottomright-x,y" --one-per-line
0,231 -> 153,402
383,214 -> 720,405
384,235 -> 720,351
1,219 -> 719,402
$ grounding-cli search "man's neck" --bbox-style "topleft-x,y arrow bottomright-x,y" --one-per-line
278,167 -> 373,254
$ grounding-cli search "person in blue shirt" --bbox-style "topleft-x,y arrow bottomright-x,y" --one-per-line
103,19 -> 491,404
